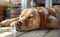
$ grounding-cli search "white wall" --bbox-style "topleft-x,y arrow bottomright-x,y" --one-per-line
21,0 -> 27,10
21,0 -> 32,10
45,0 -> 52,7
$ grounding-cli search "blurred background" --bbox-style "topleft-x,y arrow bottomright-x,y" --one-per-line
0,0 -> 60,22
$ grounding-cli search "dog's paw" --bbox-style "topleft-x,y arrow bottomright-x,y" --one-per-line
1,20 -> 10,27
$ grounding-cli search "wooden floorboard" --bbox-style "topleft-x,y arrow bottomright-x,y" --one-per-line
0,27 -> 60,37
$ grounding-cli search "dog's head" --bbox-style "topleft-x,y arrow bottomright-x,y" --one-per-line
16,8 -> 40,31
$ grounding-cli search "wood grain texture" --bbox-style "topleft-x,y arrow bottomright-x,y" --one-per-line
0,27 -> 60,37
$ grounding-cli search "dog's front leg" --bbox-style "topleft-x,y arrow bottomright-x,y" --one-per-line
0,17 -> 19,27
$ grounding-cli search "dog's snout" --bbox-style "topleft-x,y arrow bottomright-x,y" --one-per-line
16,21 -> 22,26
16,21 -> 23,32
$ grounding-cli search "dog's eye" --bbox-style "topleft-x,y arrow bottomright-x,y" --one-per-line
21,15 -> 24,17
28,16 -> 33,19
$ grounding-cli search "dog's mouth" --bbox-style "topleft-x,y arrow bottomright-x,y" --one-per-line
15,21 -> 23,32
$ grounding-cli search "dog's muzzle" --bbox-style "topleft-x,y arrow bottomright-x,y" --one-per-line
15,21 -> 23,32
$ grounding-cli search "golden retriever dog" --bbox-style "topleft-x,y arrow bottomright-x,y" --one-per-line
1,5 -> 60,31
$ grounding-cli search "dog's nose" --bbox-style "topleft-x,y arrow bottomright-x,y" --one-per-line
16,21 -> 22,26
